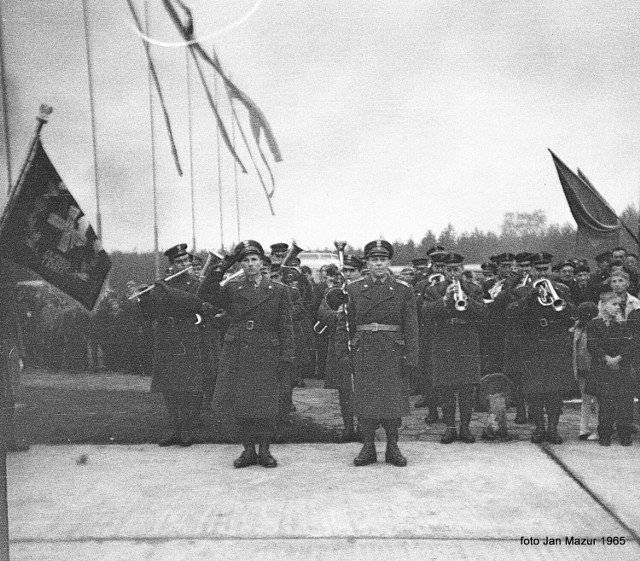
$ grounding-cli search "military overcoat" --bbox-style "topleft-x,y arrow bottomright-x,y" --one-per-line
335,275 -> 418,418
140,276 -> 208,394
198,275 -> 294,418
422,279 -> 487,388
508,281 -> 576,395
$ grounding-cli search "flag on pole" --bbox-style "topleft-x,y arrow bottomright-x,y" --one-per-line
0,137 -> 111,310
549,149 -> 621,258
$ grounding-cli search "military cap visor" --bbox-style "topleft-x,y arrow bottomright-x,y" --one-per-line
531,251 -> 553,265
443,252 -> 464,265
411,258 -> 429,267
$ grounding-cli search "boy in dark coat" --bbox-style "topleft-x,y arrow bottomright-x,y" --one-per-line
587,292 -> 635,446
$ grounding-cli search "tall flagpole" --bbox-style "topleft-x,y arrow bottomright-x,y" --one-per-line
231,75 -> 240,241
0,2 -> 12,194
213,73 -> 224,249
81,0 -> 103,243
144,0 -> 161,278
186,50 -> 196,253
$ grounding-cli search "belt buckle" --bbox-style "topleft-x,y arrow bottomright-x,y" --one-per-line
246,320 -> 255,331
370,323 -> 379,332
539,318 -> 548,328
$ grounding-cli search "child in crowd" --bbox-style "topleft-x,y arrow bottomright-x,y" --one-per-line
587,292 -> 635,446
571,301 -> 599,440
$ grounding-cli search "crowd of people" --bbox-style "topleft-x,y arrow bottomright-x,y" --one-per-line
11,241 -> 640,464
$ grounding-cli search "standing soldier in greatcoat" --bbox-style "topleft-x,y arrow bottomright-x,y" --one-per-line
335,240 -> 418,467
507,252 -> 576,444
138,244 -> 214,447
198,240 -> 294,468
422,253 -> 488,444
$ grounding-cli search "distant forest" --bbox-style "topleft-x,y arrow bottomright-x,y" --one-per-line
106,206 -> 640,293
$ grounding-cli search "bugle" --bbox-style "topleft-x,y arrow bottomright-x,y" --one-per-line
532,278 -> 566,311
128,266 -> 194,300
200,250 -> 224,279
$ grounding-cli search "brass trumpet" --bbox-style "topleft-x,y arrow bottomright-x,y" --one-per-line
532,278 -> 566,311
200,250 -> 224,279
453,278 -> 469,311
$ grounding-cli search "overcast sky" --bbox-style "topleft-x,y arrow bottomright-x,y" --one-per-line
1,0 -> 639,253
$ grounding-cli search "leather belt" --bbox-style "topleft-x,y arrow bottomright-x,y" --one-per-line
356,323 -> 401,332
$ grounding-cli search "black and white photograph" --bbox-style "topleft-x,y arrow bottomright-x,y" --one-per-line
0,1 -> 639,559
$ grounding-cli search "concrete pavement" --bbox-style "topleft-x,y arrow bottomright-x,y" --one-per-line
7,441 -> 640,560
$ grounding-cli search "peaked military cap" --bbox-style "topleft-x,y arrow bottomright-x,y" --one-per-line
344,255 -> 364,270
481,261 -> 497,273
515,252 -> 533,265
164,243 -> 189,263
559,260 -> 576,270
235,240 -> 264,259
411,257 -> 430,267
364,239 -> 393,259
443,253 -> 464,265
531,252 -> 553,265
270,242 -> 289,254
495,252 -> 516,264
426,246 -> 448,262
575,263 -> 590,274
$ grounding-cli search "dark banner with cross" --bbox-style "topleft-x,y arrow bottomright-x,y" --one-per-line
0,137 -> 111,310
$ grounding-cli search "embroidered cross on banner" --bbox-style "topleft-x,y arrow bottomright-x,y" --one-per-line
47,205 -> 87,253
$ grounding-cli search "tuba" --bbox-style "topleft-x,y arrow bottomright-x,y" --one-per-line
532,278 -> 566,311
453,279 -> 469,311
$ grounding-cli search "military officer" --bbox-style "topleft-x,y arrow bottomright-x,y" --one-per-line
199,241 -> 294,468
422,253 -> 488,444
335,240 -> 419,467
138,244 -> 214,447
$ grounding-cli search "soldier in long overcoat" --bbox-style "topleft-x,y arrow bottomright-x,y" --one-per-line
139,244 -> 213,447
507,252 -> 576,444
336,240 -> 418,467
422,253 -> 488,444
198,240 -> 294,468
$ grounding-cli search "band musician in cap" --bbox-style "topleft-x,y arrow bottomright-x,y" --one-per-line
138,244 -> 215,447
506,252 -> 576,444
422,253 -> 487,444
335,240 -> 418,467
199,240 -> 294,468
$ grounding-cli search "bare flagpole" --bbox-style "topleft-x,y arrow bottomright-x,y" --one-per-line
81,0 -> 103,242
213,73 -> 224,249
0,2 -> 12,195
186,50 -> 196,253
231,75 -> 240,241
144,0 -> 161,278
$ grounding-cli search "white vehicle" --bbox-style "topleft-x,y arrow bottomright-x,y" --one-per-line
299,252 -> 340,282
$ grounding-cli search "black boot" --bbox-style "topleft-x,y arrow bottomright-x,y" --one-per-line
258,440 -> 278,468
440,427 -> 458,444
383,422 -> 407,467
546,396 -> 563,444
458,426 -> 476,443
354,422 -> 377,466
339,417 -> 357,443
529,397 -> 546,443
160,393 -> 182,446
234,443 -> 258,468
514,402 -> 528,425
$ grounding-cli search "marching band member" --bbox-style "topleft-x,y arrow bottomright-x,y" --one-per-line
422,252 -> 488,444
508,252 -> 576,444
138,243 -> 214,447
199,241 -> 294,468
336,240 -> 419,467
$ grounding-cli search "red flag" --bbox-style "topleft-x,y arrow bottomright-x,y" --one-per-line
549,150 -> 620,258
0,138 -> 111,310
